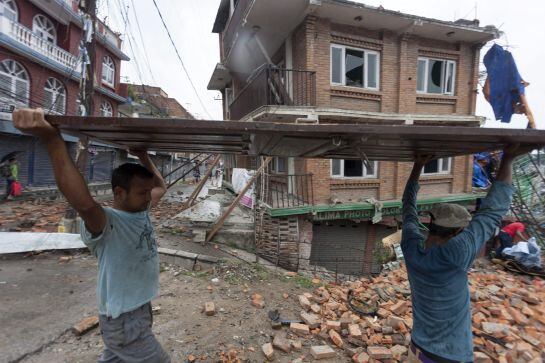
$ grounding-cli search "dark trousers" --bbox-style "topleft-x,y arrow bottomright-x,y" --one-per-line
4,179 -> 13,198
495,231 -> 513,257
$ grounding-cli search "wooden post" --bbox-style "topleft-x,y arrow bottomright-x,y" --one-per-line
181,154 -> 221,210
205,157 -> 272,244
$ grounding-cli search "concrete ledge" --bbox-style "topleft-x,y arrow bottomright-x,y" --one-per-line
157,247 -> 219,270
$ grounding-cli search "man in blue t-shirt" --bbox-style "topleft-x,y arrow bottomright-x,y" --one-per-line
13,108 -> 170,363
401,146 -> 533,363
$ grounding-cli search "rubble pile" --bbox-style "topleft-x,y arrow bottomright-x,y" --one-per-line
258,263 -> 545,362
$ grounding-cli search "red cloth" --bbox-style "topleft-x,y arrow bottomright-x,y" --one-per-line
501,222 -> 525,238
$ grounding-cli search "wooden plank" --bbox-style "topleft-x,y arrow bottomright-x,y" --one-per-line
181,155 -> 221,210
46,116 -> 545,160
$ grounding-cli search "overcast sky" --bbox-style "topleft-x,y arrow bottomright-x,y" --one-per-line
99,0 -> 544,129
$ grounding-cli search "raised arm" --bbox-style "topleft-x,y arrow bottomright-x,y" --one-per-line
402,156 -> 432,237
12,108 -> 105,234
129,149 -> 167,208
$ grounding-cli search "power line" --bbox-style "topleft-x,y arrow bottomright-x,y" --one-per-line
129,0 -> 157,85
151,0 -> 213,119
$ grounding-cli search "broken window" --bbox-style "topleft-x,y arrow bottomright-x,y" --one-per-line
331,44 -> 380,90
417,57 -> 456,95
423,158 -> 451,175
331,160 -> 378,178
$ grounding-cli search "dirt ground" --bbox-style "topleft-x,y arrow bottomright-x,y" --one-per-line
1,250 -> 335,363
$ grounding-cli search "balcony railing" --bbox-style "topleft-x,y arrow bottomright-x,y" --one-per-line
0,16 -> 80,71
230,65 -> 316,120
261,173 -> 314,209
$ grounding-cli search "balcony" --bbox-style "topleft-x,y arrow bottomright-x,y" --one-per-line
0,16 -> 80,75
260,173 -> 314,209
230,65 -> 316,120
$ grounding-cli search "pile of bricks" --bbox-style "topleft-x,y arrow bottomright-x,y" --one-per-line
260,263 -> 545,362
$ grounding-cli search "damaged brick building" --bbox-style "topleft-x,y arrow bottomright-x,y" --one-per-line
208,0 -> 499,274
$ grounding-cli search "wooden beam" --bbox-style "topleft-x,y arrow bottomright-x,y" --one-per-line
205,157 -> 272,244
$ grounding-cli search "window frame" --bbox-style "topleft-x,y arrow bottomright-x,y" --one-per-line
32,14 -> 57,44
271,157 -> 287,174
100,101 -> 113,117
330,44 -> 380,90
330,159 -> 378,179
422,157 -> 452,176
101,56 -> 115,88
1,0 -> 18,21
0,59 -> 30,106
44,77 -> 66,115
416,57 -> 456,95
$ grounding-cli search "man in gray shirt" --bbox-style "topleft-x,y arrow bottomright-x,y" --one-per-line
13,108 -> 170,363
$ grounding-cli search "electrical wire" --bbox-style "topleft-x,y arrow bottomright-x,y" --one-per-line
151,0 -> 213,119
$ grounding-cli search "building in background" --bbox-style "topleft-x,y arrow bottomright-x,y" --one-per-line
0,0 -> 129,190
208,0 -> 499,274
118,83 -> 194,119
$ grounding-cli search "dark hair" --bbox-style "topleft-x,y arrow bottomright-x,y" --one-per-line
111,163 -> 153,191
428,223 -> 459,238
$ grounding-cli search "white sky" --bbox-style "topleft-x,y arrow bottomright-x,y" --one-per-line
99,0 -> 544,129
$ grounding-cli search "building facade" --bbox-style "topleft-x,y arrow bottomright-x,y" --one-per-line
208,0 -> 498,274
0,0 -> 129,189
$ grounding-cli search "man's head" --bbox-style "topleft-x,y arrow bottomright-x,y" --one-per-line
8,157 -> 16,164
428,203 -> 472,240
111,163 -> 154,212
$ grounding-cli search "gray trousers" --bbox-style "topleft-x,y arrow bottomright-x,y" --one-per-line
98,303 -> 170,363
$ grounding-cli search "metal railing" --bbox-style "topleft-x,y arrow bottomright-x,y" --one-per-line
230,65 -> 316,120
0,16 -> 80,71
262,173 -> 314,209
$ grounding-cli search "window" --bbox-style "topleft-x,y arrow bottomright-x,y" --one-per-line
423,158 -> 451,175
1,0 -> 18,21
331,44 -> 379,90
32,15 -> 56,44
271,157 -> 287,173
44,78 -> 66,114
331,159 -> 378,178
100,101 -> 113,117
417,57 -> 456,95
101,56 -> 115,87
0,59 -> 29,105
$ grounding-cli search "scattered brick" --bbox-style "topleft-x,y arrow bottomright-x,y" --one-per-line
261,343 -> 274,360
310,345 -> 336,360
203,302 -> 216,316
329,329 -> 343,348
273,333 -> 291,353
367,346 -> 393,360
290,322 -> 310,336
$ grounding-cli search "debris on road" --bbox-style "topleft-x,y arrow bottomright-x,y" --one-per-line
72,315 -> 99,336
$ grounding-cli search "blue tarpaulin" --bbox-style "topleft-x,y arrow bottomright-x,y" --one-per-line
483,44 -> 525,123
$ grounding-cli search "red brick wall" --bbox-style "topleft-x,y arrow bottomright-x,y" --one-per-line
289,15 -> 480,204
303,156 -> 470,205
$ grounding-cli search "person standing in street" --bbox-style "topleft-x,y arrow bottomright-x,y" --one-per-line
401,145 -> 532,363
13,108 -> 170,363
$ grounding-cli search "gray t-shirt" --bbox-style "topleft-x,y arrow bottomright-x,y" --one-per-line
81,207 -> 159,319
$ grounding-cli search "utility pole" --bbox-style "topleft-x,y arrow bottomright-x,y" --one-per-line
61,0 -> 97,232
76,0 -> 97,165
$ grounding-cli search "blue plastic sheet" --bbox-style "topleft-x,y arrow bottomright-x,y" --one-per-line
483,44 -> 525,123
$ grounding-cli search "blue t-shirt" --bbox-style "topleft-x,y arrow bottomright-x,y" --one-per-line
81,207 -> 159,319
401,180 -> 513,362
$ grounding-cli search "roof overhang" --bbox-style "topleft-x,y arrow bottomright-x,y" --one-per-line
207,63 -> 232,90
223,0 -> 499,74
46,116 -> 545,161
96,33 -> 130,61
319,0 -> 500,44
